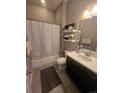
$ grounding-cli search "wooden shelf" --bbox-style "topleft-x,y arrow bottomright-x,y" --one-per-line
63,39 -> 77,42
64,30 -> 77,33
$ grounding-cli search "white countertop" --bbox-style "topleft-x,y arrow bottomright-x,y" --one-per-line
66,51 -> 97,74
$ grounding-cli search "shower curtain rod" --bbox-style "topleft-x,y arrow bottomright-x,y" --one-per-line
26,17 -> 61,26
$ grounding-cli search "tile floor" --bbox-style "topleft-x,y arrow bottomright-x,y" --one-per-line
31,64 -> 81,93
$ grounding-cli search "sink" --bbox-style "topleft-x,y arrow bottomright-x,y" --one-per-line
77,54 -> 92,62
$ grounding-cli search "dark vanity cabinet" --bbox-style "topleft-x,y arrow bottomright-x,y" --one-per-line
66,56 -> 97,93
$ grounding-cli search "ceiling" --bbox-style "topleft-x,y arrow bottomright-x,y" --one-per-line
27,0 -> 63,11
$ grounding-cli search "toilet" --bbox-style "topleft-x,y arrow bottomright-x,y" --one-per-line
57,50 -> 69,70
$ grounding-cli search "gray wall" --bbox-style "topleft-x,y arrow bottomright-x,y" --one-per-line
55,1 -> 68,56
54,3 -> 63,56
26,2 -> 55,23
67,0 -> 96,28
63,0 -> 97,52
54,3 -> 63,25
63,16 -> 97,52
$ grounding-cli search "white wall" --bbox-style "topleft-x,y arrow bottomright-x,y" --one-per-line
26,2 -> 55,23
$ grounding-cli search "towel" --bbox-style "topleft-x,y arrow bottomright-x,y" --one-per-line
26,41 -> 32,57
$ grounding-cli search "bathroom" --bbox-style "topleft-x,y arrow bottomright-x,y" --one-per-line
1,0 -> 124,93
26,0 -> 97,93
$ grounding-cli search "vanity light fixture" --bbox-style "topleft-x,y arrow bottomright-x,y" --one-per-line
41,0 -> 46,3
83,10 -> 90,17
83,4 -> 97,19
83,10 -> 91,19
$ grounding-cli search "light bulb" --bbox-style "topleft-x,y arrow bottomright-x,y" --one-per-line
41,0 -> 46,3
83,10 -> 92,19
83,10 -> 90,17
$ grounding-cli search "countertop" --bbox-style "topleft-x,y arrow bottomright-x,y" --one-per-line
66,51 -> 97,74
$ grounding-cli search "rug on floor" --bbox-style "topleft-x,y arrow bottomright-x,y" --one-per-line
40,66 -> 62,93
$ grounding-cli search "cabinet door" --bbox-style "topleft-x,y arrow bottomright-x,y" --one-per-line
66,57 -> 73,78
66,56 -> 97,92
66,57 -> 77,82
78,65 -> 97,92
86,70 -> 97,91
66,56 -> 85,89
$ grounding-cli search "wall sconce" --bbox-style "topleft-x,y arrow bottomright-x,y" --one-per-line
41,0 -> 46,4
83,4 -> 97,19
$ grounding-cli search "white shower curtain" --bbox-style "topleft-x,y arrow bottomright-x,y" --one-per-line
26,20 -> 60,59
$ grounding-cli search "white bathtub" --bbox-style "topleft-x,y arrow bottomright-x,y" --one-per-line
31,55 -> 60,69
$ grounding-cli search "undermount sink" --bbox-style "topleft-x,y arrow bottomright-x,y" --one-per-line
77,54 -> 92,62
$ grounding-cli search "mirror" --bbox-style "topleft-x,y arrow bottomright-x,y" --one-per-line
79,16 -> 97,51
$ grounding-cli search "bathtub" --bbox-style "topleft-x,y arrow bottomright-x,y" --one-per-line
31,55 -> 60,69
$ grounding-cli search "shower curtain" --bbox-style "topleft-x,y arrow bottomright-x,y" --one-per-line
26,20 -> 60,60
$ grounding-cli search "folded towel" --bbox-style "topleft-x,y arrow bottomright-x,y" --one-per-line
26,41 -> 32,57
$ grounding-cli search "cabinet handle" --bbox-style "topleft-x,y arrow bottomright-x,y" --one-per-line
87,72 -> 96,79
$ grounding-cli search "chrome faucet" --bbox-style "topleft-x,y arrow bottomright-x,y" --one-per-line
76,44 -> 84,53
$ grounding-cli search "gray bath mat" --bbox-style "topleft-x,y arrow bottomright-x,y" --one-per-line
40,66 -> 62,93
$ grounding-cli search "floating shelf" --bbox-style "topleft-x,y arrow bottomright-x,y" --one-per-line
64,30 -> 77,33
63,39 -> 77,42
